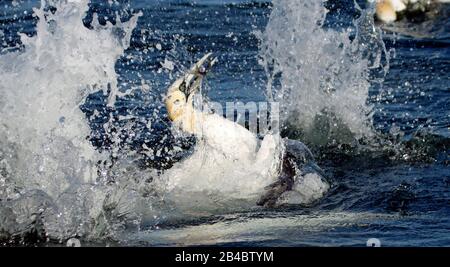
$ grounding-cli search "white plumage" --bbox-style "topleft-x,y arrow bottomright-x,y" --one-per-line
163,54 -> 329,206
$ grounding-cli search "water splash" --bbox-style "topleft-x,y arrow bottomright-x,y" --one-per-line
0,0 -> 290,243
259,0 -> 388,146
0,0 -> 142,242
0,0 -> 395,245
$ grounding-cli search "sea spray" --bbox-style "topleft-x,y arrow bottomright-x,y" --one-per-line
0,0 -> 143,241
0,0 -> 382,243
0,0 -> 282,242
259,0 -> 388,146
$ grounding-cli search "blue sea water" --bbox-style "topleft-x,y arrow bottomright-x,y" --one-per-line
0,0 -> 449,246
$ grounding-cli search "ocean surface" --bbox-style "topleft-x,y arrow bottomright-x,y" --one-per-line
0,0 -> 449,246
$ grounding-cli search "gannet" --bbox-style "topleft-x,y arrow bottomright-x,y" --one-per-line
373,0 -> 449,23
163,54 -> 330,207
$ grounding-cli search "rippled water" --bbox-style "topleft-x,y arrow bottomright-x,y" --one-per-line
0,0 -> 449,246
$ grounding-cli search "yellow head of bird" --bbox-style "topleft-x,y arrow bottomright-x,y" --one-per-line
165,53 -> 217,123
165,86 -> 187,122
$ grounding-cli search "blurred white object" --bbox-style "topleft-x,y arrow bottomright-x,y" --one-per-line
66,238 -> 81,247
373,0 -> 449,23
367,238 -> 382,247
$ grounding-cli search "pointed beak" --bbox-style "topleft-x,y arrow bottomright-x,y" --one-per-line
176,53 -> 218,98
165,53 -> 217,123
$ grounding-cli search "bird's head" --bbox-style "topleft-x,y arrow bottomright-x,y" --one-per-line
165,53 -> 217,122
